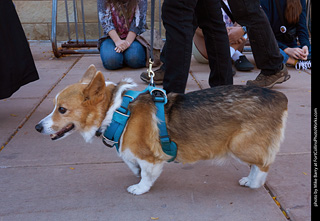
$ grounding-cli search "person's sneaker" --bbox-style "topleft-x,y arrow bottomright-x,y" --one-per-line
295,60 -> 311,70
140,67 -> 165,85
234,55 -> 254,71
246,64 -> 290,88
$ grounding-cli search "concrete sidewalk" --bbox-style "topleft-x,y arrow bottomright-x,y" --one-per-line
0,42 -> 311,221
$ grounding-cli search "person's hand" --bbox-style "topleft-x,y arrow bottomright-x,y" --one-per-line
227,27 -> 245,44
114,40 -> 131,53
301,46 -> 309,60
284,47 -> 308,60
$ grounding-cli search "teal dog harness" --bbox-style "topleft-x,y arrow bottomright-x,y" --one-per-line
101,85 -> 177,162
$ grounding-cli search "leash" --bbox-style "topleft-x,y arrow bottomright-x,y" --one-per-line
148,0 -> 156,86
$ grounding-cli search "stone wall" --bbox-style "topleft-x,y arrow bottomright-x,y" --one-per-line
14,0 -> 164,41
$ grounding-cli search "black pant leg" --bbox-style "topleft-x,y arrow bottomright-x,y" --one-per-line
228,0 -> 283,75
195,0 -> 233,87
162,0 -> 197,94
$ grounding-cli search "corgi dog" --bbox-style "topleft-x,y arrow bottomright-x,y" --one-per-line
35,65 -> 288,195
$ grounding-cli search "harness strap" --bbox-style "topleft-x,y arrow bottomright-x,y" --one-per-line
102,86 -> 177,162
102,90 -> 143,151
151,88 -> 177,162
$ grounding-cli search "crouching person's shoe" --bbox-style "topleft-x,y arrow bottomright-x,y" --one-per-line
234,55 -> 254,71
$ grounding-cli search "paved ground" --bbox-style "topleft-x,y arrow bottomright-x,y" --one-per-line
0,42 -> 311,220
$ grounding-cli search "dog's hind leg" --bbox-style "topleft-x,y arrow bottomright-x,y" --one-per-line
123,158 -> 141,177
239,165 -> 268,188
127,160 -> 164,195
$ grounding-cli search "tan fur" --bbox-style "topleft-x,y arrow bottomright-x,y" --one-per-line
37,65 -> 288,193
44,66 -> 288,170
122,95 -> 172,164
47,69 -> 115,138
162,91 -> 288,173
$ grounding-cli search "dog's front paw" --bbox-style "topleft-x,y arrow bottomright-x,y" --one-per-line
239,177 -> 251,187
127,184 -> 150,195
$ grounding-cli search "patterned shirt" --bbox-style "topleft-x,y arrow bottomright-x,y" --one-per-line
98,0 -> 147,39
221,0 -> 233,28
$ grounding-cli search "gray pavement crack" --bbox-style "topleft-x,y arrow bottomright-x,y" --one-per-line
0,161 -> 124,169
264,183 -> 291,220
189,70 -> 203,90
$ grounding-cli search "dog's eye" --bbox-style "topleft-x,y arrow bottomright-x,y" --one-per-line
58,107 -> 67,114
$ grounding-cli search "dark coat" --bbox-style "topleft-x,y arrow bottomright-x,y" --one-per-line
260,0 -> 311,50
0,0 -> 39,99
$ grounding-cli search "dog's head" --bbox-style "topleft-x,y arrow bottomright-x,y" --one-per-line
35,64 -> 119,142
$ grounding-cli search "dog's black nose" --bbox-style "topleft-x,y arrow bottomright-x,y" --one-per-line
35,123 -> 43,133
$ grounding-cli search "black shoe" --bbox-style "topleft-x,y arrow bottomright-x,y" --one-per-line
234,55 -> 254,71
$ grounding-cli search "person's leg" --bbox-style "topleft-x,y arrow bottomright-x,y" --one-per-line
228,0 -> 283,75
100,38 -> 124,70
159,41 -> 167,70
162,0 -> 197,94
228,0 -> 289,88
195,0 -> 233,87
193,28 -> 208,59
279,48 -> 291,64
123,40 -> 146,68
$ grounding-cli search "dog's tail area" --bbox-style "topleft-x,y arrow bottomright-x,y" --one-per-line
229,109 -> 288,169
265,109 -> 288,166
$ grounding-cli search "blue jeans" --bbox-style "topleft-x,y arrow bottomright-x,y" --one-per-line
280,49 -> 290,64
100,38 -> 146,70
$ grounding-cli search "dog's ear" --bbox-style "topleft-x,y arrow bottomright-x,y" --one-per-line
82,71 -> 106,104
80,64 -> 97,84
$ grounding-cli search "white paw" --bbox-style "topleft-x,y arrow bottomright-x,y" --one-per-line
127,184 -> 150,195
239,177 -> 251,187
239,176 -> 264,189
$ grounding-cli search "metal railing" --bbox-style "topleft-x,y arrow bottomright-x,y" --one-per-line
51,0 -> 163,58
51,0 -> 311,58
51,0 -> 100,57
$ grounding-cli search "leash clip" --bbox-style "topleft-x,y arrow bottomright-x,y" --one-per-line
147,58 -> 155,86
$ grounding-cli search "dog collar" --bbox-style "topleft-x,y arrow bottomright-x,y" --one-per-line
101,85 -> 177,162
